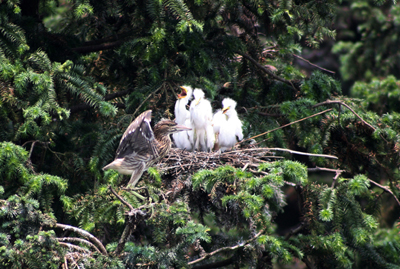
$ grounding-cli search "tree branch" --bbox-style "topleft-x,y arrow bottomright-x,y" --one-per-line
313,100 -> 376,131
115,222 -> 132,255
368,179 -> 400,207
188,229 -> 265,265
53,223 -> 108,255
109,186 -> 135,212
72,40 -> 126,54
238,108 -> 333,144
308,167 -> 344,188
58,242 -> 92,253
69,89 -> 129,114
192,256 -> 235,269
293,54 -> 335,74
57,237 -> 101,254
237,51 -> 299,91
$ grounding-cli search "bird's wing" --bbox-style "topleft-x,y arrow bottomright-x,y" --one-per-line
115,110 -> 156,159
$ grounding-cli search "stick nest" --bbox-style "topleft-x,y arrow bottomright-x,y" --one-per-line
157,146 -> 280,178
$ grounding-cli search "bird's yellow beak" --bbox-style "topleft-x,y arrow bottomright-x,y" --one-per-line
194,98 -> 201,106
178,86 -> 188,99
222,106 -> 230,114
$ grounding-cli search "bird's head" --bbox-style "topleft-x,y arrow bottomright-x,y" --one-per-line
178,86 -> 193,99
222,98 -> 237,116
154,119 -> 192,136
192,88 -> 205,106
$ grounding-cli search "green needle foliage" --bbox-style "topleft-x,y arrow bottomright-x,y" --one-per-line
1,0 -> 400,268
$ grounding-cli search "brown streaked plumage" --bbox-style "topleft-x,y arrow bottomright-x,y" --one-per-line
103,110 -> 191,187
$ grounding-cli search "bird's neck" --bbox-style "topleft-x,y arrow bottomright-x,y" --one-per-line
155,132 -> 172,156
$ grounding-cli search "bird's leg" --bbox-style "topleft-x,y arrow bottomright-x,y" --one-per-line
122,165 -> 148,200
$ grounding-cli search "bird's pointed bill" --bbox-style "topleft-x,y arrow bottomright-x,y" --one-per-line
178,86 -> 188,99
175,124 -> 192,132
222,106 -> 230,114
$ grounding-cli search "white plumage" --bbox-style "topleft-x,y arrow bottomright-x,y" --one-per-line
212,109 -> 227,151
217,98 -> 243,152
173,86 -> 194,150
190,88 -> 215,151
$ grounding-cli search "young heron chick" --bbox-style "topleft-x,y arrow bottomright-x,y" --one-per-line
217,98 -> 243,152
190,88 -> 214,152
103,110 -> 191,187
173,85 -> 194,150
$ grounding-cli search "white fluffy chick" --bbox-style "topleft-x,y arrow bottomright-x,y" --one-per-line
212,109 -> 227,151
173,86 -> 194,150
190,88 -> 214,151
218,98 -> 243,152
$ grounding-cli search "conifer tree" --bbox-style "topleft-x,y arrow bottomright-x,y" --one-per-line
1,0 -> 400,268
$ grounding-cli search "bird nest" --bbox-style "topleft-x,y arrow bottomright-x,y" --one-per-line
157,146 -> 281,178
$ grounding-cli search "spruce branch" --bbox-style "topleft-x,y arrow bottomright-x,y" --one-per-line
368,179 -> 400,207
187,229 -> 265,265
313,100 -> 376,131
308,167 -> 344,188
267,148 -> 338,159
293,54 -> 335,74
57,237 -> 101,254
52,223 -> 108,255
238,108 -> 333,144
191,256 -> 235,269
58,242 -> 92,253
115,222 -> 132,256
237,51 -> 299,91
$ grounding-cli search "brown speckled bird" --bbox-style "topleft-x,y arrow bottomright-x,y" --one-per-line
103,110 -> 191,187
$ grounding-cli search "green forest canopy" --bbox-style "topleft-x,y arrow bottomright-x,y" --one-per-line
1,0 -> 400,268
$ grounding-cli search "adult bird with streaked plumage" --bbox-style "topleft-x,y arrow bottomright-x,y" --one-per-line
103,110 -> 191,187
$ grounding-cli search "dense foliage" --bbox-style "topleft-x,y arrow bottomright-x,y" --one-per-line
1,0 -> 400,268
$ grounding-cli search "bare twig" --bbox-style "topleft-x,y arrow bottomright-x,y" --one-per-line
58,242 -> 92,253
368,179 -> 400,207
238,108 -> 333,144
58,237 -> 101,254
109,186 -> 135,212
187,229 -> 265,265
132,86 -> 163,117
115,223 -> 132,255
267,148 -> 338,159
53,223 -> 108,255
237,51 -> 298,91
307,167 -> 344,188
313,100 -> 376,131
293,54 -> 335,74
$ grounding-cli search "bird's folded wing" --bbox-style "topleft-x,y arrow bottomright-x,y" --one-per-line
115,110 -> 156,159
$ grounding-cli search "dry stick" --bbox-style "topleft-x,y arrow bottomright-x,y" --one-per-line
293,54 -> 335,74
239,108 -> 333,144
188,229 -> 265,265
368,179 -> 400,207
313,100 -> 376,131
268,148 -> 338,159
54,223 -> 108,255
58,242 -> 92,253
115,223 -> 132,255
308,167 -> 344,188
238,51 -> 298,91
109,186 -> 135,212
132,85 -> 162,117
58,237 -> 101,254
